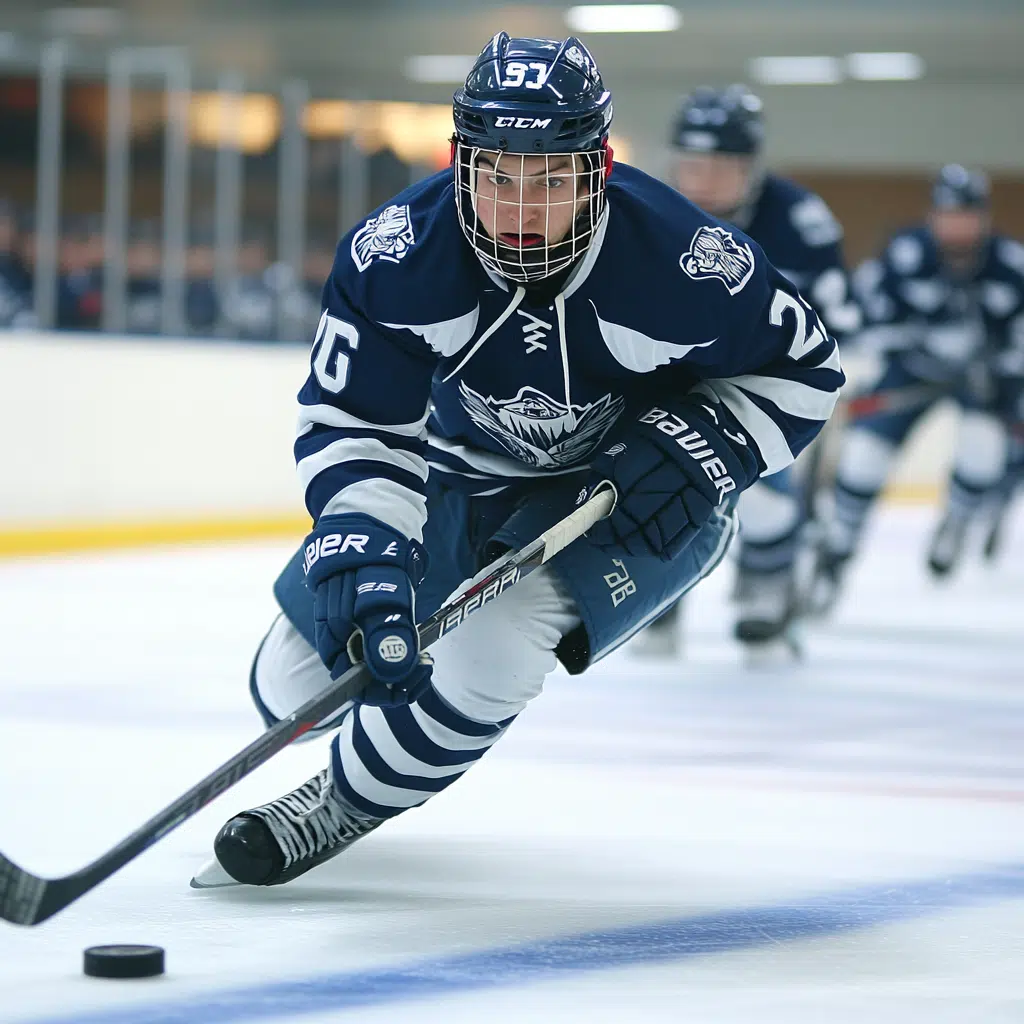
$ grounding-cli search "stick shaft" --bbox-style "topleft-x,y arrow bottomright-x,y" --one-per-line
0,487 -> 613,925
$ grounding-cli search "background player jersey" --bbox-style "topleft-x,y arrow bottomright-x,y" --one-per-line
294,162 -> 844,542
744,173 -> 860,342
853,226 -> 1024,382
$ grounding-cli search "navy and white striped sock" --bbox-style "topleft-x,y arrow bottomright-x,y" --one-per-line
330,684 -> 515,820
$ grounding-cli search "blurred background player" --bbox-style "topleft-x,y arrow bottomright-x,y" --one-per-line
0,199 -> 34,328
811,164 -> 1024,610
632,84 -> 859,659
190,34 -> 842,889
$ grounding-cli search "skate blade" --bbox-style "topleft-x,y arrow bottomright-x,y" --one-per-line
742,633 -> 803,668
190,856 -> 242,889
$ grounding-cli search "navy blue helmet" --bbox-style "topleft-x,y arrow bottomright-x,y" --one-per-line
672,85 -> 764,157
453,33 -> 612,154
931,164 -> 990,210
452,33 -> 613,284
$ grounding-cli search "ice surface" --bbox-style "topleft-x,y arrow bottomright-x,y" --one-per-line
0,505 -> 1022,1023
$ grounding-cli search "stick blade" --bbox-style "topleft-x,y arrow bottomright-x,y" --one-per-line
0,851 -> 48,926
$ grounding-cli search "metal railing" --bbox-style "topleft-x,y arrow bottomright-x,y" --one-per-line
7,40 -> 383,341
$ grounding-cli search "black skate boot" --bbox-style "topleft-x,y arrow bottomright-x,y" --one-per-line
734,569 -> 801,661
983,490 -> 1013,562
927,515 -> 968,578
192,768 -> 383,888
805,545 -> 850,618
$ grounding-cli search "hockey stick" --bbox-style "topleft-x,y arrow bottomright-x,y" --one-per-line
0,485 -> 616,926
844,383 -> 945,419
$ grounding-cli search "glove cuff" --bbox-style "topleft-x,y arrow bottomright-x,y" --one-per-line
302,513 -> 427,590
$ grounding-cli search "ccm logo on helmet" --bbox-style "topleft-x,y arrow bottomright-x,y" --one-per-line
494,116 -> 552,129
639,408 -> 737,503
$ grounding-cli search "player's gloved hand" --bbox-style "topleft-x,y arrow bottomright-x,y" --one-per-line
587,398 -> 758,561
302,514 -> 431,706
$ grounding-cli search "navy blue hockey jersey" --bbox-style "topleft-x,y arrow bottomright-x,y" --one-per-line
295,163 -> 844,543
744,174 -> 860,341
854,226 -> 1024,382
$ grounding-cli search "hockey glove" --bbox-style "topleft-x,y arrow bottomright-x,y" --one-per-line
587,398 -> 759,561
302,514 -> 431,706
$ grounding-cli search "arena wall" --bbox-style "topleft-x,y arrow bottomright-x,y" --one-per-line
0,331 -> 953,557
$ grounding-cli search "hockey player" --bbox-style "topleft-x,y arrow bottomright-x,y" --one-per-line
192,34 -> 843,889
812,164 -> 1024,608
634,85 -> 858,657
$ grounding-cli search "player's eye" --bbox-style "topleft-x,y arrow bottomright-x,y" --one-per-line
486,173 -> 513,187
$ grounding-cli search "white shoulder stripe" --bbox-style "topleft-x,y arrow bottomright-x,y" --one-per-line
296,402 -> 430,439
693,381 -> 794,475
297,436 -> 428,492
382,305 -> 480,357
319,478 -> 428,543
590,301 -> 717,373
725,374 -> 840,422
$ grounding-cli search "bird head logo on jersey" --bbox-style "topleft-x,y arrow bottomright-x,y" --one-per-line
351,204 -> 416,272
680,225 -> 755,296
459,382 -> 624,468
451,32 -> 613,284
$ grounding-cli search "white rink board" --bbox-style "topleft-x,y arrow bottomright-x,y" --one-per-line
0,331 -> 957,530
0,505 -> 1022,1022
0,332 -> 309,524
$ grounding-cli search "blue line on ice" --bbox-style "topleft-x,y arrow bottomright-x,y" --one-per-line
22,863 -> 1024,1024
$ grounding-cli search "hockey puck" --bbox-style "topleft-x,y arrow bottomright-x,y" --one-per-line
83,944 -> 165,979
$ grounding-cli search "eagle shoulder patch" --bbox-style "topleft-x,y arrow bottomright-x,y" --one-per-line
679,225 -> 755,296
351,204 -> 416,272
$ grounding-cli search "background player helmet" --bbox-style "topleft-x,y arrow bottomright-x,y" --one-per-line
671,84 -> 764,157
452,32 -> 613,283
669,85 -> 764,222
928,163 -> 991,266
931,163 -> 990,210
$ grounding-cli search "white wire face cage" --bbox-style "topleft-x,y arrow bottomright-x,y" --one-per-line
454,143 -> 607,284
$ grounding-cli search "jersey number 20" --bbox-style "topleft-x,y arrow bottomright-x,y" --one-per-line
770,289 -> 828,361
312,312 -> 360,393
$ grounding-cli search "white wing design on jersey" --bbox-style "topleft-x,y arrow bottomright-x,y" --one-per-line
459,383 -> 624,469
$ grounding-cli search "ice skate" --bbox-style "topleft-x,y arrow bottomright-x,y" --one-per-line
927,515 -> 968,578
734,570 -> 802,662
629,604 -> 682,659
982,489 -> 1014,562
191,768 -> 383,888
803,543 -> 850,618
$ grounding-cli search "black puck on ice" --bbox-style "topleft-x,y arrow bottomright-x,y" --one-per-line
83,944 -> 165,979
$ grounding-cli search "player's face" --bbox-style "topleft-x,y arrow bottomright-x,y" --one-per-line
472,152 -> 590,248
673,152 -> 752,218
928,208 -> 989,256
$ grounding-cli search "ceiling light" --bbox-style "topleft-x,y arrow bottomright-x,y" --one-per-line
846,52 -> 924,81
189,93 -> 281,154
565,5 -> 682,33
405,55 -> 477,84
749,56 -> 843,85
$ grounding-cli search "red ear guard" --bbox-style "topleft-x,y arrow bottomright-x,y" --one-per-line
603,142 -> 614,180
